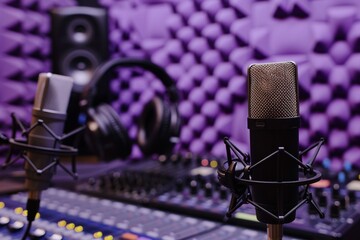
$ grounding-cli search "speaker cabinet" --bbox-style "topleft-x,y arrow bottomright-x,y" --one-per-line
51,6 -> 109,93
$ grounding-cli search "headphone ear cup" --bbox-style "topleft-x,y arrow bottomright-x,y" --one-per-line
137,97 -> 174,155
86,104 -> 132,161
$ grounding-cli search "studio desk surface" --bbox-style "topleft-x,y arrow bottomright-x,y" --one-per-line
0,154 -> 359,240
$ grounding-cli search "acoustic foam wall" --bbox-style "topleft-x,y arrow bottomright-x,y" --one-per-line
0,0 -> 359,169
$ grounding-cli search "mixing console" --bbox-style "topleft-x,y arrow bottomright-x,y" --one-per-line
76,154 -> 360,240
0,154 -> 359,239
0,188 -> 302,240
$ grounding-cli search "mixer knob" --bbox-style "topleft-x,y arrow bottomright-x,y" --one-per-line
205,182 -> 213,198
175,179 -> 184,192
318,193 -> 328,207
183,152 -> 192,165
219,186 -> 228,200
190,180 -> 198,195
170,153 -> 181,164
158,155 -> 168,164
330,201 -> 341,218
339,195 -> 350,210
332,184 -> 340,199
348,191 -> 356,204
30,228 -> 46,239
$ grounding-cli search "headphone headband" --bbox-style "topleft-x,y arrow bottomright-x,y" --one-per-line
80,58 -> 180,109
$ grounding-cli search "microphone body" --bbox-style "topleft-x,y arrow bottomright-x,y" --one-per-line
25,73 -> 73,192
247,62 -> 299,224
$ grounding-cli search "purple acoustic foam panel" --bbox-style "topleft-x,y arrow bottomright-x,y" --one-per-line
299,128 -> 310,149
188,37 -> 210,57
327,99 -> 351,128
215,34 -> 237,56
329,66 -> 351,93
230,19 -> 251,44
348,85 -> 360,110
190,139 -> 205,154
214,115 -> 232,136
315,146 -> 329,164
201,23 -> 223,43
327,5 -> 357,35
165,64 -> 184,81
176,1 -> 197,19
250,28 -> 270,58
189,87 -> 207,107
188,11 -> 210,31
348,116 -> 360,143
229,0 -> 251,16
329,41 -> 352,65
345,53 -> 360,79
309,54 -> 335,80
0,5 -> 24,30
309,113 -> 329,137
151,79 -> 165,94
23,35 -> 44,55
0,80 -> 27,103
24,58 -> 45,78
348,22 -> 360,51
228,76 -> 247,99
180,52 -> 197,71
213,62 -> 236,84
312,22 -> 333,53
0,31 -> 23,54
201,127 -> 218,145
0,57 -> 25,78
201,0 -> 223,17
23,11 -> 43,33
129,102 -> 143,116
229,47 -> 252,70
152,50 -> 170,66
215,88 -> 232,109
344,148 -> 360,168
189,64 -> 208,85
118,90 -> 134,106
201,76 -> 219,97
189,114 -> 206,133
179,100 -> 195,120
177,26 -> 196,45
180,126 -> 193,145
215,8 -> 237,30
201,101 -> 220,119
269,20 -> 313,55
177,75 -> 195,93
201,50 -> 223,70
329,131 -> 349,158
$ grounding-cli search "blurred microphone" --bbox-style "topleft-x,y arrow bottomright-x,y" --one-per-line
247,62 -> 299,226
25,73 -> 73,224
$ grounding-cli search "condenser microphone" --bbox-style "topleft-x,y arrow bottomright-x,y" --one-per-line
247,62 -> 299,226
23,73 -> 73,238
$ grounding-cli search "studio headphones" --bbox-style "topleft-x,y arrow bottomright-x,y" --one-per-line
79,58 -> 181,161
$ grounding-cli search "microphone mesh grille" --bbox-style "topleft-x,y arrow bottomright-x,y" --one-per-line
248,62 -> 299,119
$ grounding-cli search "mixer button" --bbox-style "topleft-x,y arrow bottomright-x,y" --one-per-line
7,220 -> 24,232
0,216 -> 10,226
47,233 -> 63,240
120,232 -> 139,240
30,228 -> 46,239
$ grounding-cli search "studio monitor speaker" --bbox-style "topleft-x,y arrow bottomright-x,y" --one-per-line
51,6 -> 109,149
51,6 -> 109,93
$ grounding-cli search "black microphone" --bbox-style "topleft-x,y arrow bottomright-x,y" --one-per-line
247,61 -> 299,225
23,73 -> 73,238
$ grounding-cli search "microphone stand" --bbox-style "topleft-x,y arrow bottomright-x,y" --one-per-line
267,224 -> 282,240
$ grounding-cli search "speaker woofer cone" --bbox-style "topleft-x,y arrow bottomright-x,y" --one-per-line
61,50 -> 99,92
68,18 -> 93,43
